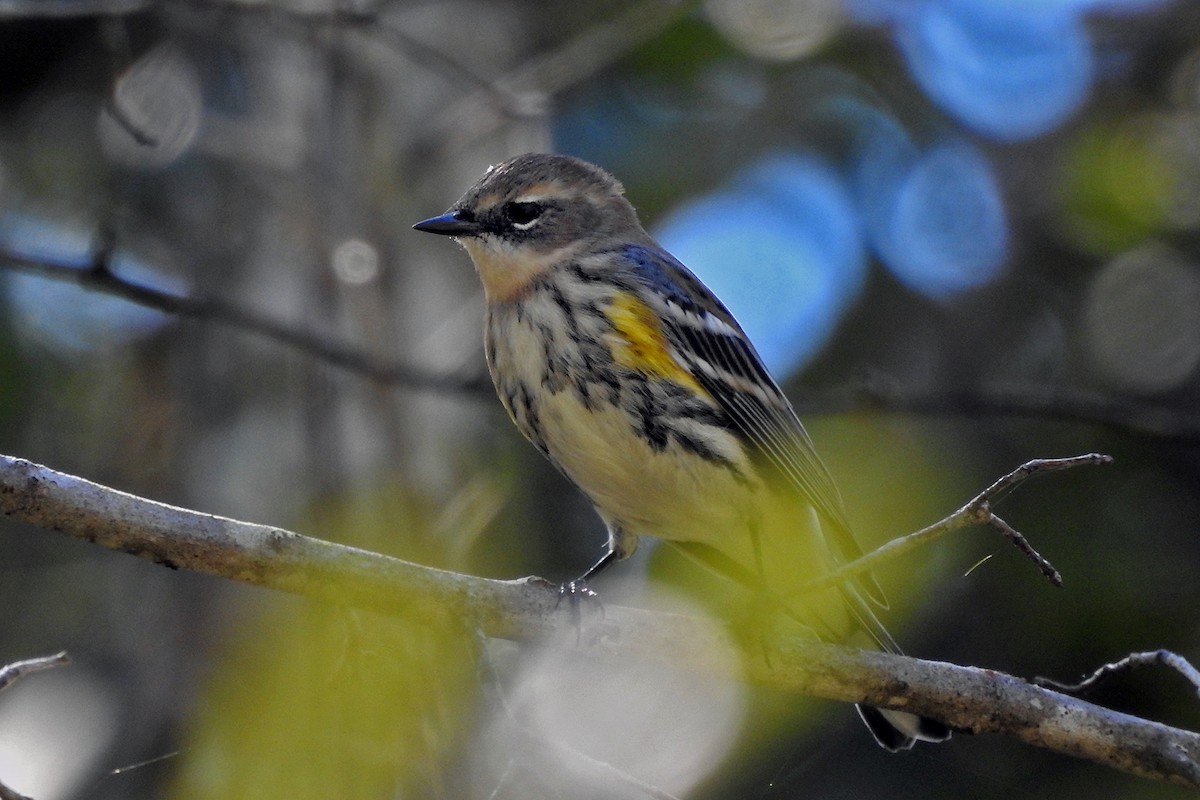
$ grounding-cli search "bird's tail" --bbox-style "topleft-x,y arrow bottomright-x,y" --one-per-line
839,584 -> 952,750
856,705 -> 952,751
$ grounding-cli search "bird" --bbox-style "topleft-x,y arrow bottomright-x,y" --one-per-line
413,152 -> 950,751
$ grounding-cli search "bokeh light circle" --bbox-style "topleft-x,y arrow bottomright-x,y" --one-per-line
705,0 -> 846,61
655,153 -> 866,375
895,1 -> 1093,140
1084,244 -> 1200,394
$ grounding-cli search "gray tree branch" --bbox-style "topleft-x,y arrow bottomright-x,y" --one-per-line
1,453 -> 1198,789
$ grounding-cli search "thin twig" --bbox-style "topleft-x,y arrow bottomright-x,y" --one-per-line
985,514 -> 1060,585
794,454 -> 1113,597
973,455 -> 1109,506
1036,650 -> 1200,699
0,652 -> 70,693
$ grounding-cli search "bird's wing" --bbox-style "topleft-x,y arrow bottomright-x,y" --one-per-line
618,243 -> 887,608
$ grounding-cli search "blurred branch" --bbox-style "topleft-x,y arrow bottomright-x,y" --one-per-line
4,236 -> 1200,464
0,652 -> 69,692
190,1 -> 535,119
796,454 -> 1113,598
158,0 -> 695,148
0,242 -> 490,395
9,243 -> 1200,442
2,453 -> 1198,788
0,651 -> 70,800
418,0 -> 701,154
495,0 -> 702,100
794,380 -> 1200,443
0,0 -> 148,17
0,779 -> 32,800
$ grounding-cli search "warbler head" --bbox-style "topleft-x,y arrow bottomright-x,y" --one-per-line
414,153 -> 647,301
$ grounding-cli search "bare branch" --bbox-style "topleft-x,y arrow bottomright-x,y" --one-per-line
0,452 -> 551,637
0,652 -> 70,693
1,453 -> 1197,787
795,454 -> 1111,597
1037,650 -> 1200,700
973,453 -> 1113,504
984,513 -> 1060,584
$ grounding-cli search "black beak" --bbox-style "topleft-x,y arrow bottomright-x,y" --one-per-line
412,210 -> 481,237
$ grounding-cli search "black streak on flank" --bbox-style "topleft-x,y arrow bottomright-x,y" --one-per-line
630,383 -> 669,451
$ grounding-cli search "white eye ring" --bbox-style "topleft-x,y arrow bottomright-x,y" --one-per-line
505,201 -> 544,230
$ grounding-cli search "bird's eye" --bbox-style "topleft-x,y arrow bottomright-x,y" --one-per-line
504,201 -> 544,229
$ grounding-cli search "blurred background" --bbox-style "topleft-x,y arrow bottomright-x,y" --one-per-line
1,0 -> 1199,797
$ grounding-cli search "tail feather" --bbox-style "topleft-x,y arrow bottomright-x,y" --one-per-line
838,583 -> 951,750
857,705 -> 952,751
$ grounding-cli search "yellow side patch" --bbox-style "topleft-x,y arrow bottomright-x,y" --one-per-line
606,293 -> 705,393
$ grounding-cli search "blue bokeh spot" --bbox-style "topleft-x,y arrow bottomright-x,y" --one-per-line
856,136 -> 1008,298
0,214 -> 178,353
654,153 -> 866,376
896,0 -> 1093,140
848,0 -> 1167,21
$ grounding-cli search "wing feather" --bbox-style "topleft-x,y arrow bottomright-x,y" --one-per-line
618,244 -> 887,607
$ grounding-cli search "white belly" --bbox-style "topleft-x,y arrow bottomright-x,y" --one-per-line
536,388 -> 754,547
536,389 -> 851,637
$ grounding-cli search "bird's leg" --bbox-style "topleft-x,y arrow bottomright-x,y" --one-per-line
561,548 -> 619,595
556,524 -> 635,633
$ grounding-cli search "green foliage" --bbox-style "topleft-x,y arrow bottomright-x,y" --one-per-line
1061,121 -> 1176,254
169,597 -> 476,799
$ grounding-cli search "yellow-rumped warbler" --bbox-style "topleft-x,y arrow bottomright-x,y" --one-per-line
414,153 -> 949,751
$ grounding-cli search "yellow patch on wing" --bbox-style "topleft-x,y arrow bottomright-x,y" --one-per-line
606,293 -> 706,394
